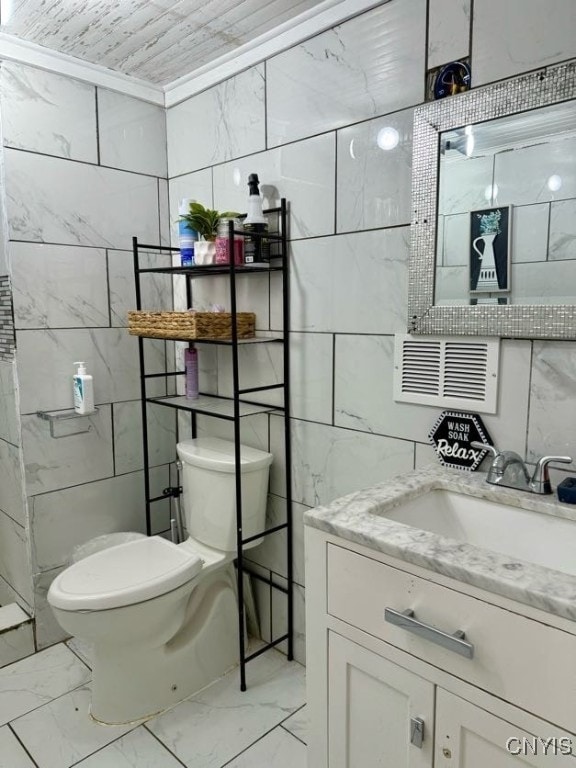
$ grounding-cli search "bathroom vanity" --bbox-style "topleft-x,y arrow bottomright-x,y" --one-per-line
305,467 -> 576,766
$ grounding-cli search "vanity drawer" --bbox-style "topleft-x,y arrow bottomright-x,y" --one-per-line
327,543 -> 576,732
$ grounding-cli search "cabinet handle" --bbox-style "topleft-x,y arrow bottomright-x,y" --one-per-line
410,717 -> 425,748
384,608 -> 474,659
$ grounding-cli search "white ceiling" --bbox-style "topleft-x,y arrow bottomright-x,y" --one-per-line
0,0 -> 327,86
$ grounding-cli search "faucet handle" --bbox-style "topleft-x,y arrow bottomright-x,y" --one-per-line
470,442 -> 499,458
530,455 -> 573,495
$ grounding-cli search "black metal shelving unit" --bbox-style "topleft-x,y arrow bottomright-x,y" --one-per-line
132,199 -> 293,689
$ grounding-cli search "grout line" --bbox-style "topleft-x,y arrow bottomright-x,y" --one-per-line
5,675 -> 92,730
9,240 -> 138,252
157,178 -> 162,247
143,727 -> 189,767
469,0 -> 475,70
64,640 -> 92,671
66,727 -> 142,768
333,130 -> 338,235
331,333 -> 336,427
7,722 -> 41,768
545,200 -> 552,261
166,100 -> 424,182
280,722 -> 307,746
110,402 -> 117,477
218,721 -> 303,768
264,59 -> 269,151
104,248 -> 112,328
27,461 -> 173,500
94,88 -> 101,166
424,0 -> 430,88
4,145 -> 165,181
524,339 -> 535,461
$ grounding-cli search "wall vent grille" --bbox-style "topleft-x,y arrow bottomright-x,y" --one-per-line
394,335 -> 499,413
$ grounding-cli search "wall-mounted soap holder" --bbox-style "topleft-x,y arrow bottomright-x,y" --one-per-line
36,408 -> 99,439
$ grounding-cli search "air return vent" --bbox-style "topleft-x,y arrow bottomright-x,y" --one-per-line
394,335 -> 499,413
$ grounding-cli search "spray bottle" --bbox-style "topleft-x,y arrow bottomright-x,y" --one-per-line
243,174 -> 270,265
178,198 -> 197,267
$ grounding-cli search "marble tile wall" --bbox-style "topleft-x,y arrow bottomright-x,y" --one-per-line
165,0 -> 576,667
0,0 -> 573,659
0,60 -> 173,646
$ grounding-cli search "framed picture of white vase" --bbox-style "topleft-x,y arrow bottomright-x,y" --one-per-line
469,206 -> 511,294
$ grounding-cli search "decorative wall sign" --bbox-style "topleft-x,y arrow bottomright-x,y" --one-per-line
470,206 -> 511,294
428,411 -> 493,471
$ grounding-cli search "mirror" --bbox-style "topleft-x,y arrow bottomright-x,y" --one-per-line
409,59 -> 576,338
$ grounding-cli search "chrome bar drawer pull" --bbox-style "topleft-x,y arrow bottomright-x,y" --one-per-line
384,608 -> 474,659
410,717 -> 425,748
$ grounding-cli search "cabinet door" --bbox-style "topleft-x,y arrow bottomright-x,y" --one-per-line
328,632 -> 434,768
435,689 -> 576,767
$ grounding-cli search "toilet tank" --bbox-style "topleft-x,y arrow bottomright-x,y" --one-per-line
176,437 -> 273,552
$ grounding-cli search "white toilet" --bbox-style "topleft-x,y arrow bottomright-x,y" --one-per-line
48,437 -> 273,725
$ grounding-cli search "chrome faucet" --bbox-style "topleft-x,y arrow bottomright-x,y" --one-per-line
470,442 -> 573,495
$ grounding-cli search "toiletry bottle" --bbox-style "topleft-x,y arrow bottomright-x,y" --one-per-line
73,362 -> 94,414
178,198 -> 197,267
184,346 -> 199,399
243,174 -> 270,265
215,217 -> 244,265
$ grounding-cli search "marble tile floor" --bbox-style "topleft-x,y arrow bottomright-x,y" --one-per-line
0,639 -> 307,768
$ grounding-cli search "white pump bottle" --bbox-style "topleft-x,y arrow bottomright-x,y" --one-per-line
73,362 -> 95,415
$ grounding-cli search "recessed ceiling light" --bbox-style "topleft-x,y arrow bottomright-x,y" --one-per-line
547,174 -> 562,192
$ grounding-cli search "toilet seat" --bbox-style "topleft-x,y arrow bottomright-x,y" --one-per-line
49,536 -> 203,612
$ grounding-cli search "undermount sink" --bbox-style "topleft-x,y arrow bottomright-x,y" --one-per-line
382,490 -> 576,577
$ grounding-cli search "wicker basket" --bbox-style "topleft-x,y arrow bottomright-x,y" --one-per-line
128,310 -> 256,340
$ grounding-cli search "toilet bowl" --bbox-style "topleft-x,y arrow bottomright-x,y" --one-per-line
47,437 -> 273,724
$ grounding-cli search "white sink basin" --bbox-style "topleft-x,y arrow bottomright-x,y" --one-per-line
383,490 -> 576,576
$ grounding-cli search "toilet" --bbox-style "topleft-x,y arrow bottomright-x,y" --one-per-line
48,437 -> 273,725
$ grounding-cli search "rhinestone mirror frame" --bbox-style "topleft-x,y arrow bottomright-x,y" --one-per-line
409,59 -> 576,339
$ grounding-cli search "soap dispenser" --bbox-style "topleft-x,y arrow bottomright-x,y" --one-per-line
73,362 -> 95,415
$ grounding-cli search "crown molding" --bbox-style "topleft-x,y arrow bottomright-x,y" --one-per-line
164,0 -> 389,108
0,0 -> 390,109
0,32 -> 164,105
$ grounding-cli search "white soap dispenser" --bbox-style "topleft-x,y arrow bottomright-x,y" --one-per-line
73,362 -> 94,415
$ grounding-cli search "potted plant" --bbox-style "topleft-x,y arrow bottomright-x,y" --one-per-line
179,202 -> 240,265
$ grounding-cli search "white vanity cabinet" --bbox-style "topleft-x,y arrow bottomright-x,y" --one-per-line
328,631 -> 434,768
306,526 -> 576,768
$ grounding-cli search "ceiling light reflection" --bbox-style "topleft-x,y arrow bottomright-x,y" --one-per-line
484,184 -> 499,202
1,0 -> 13,25
377,126 -> 399,151
547,174 -> 562,192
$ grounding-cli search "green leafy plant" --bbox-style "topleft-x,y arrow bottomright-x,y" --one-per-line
179,201 -> 240,241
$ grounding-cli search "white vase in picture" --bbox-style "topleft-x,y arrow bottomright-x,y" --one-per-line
472,233 -> 499,291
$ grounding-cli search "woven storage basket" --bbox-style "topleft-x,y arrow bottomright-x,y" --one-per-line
128,310 -> 256,340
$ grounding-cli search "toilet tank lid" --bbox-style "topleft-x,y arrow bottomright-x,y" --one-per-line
48,537 -> 203,611
177,437 -> 273,473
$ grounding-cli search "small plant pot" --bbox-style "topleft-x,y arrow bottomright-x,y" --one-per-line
195,240 -> 216,265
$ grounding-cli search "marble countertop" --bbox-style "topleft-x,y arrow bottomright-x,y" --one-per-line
304,465 -> 576,622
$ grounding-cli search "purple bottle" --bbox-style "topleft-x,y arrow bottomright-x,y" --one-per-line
184,346 -> 198,399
